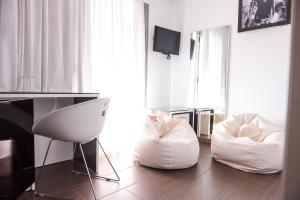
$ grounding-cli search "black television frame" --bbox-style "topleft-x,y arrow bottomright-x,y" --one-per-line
153,26 -> 181,56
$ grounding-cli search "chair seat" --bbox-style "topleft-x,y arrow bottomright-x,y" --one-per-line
32,99 -> 109,143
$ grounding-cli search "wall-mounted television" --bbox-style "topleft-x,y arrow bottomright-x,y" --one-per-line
153,26 -> 181,59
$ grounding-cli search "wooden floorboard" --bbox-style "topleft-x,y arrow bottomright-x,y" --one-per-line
17,142 -> 282,200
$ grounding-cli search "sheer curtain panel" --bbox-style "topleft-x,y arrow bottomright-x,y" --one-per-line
190,27 -> 230,111
90,0 -> 146,154
0,0 -> 146,154
0,0 -> 91,92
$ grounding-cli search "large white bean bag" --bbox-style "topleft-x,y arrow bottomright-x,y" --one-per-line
135,118 -> 199,169
211,113 -> 284,174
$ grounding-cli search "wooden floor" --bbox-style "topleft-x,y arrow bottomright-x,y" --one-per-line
18,142 -> 282,200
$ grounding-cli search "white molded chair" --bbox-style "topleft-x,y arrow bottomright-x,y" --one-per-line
32,98 -> 120,199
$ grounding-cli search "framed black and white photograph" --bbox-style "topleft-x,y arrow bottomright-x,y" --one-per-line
238,0 -> 291,32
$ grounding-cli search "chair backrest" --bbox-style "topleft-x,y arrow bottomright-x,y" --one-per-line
32,98 -> 110,143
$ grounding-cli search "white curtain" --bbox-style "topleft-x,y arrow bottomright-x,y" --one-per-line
0,0 -> 146,154
0,0 -> 91,92
0,0 -> 146,155
189,27 -> 229,111
90,0 -> 146,154
41,0 -> 91,92
0,0 -> 39,91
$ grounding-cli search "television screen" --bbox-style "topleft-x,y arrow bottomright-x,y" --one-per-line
153,26 -> 181,55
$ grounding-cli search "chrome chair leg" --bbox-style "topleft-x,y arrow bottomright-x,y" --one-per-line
79,143 -> 97,200
96,138 -> 120,182
34,139 -> 53,197
71,139 -> 120,182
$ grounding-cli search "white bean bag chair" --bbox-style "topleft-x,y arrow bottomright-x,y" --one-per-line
211,113 -> 284,174
135,117 -> 199,169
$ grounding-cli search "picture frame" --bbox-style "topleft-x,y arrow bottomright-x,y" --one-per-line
238,0 -> 291,32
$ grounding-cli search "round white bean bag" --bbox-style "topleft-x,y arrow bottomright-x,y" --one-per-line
135,118 -> 199,169
211,113 -> 284,174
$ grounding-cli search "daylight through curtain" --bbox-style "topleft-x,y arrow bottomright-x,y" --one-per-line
0,0 -> 91,92
0,0 -> 146,155
90,0 -> 146,155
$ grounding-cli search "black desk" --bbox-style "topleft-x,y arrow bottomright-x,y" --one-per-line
0,93 -> 99,199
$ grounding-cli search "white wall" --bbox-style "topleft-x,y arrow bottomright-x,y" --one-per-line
34,98 -> 74,167
170,0 -> 292,126
144,0 -> 175,108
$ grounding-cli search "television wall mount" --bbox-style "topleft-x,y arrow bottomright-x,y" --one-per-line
162,53 -> 171,60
